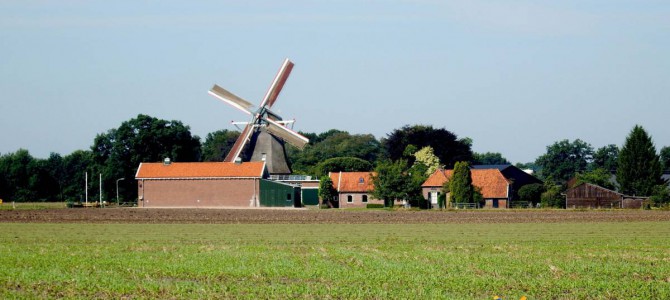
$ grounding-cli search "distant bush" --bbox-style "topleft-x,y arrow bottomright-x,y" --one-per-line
366,204 -> 384,209
518,183 -> 544,204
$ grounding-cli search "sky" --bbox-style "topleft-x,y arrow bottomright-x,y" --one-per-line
1,1 -> 669,164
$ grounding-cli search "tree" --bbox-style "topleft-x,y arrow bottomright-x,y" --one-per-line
413,146 -> 441,176
541,184 -> 564,208
535,139 -> 593,184
318,176 -> 337,207
383,125 -> 472,168
371,160 -> 411,207
201,129 -> 240,162
660,146 -> 670,172
315,157 -> 373,176
591,144 -> 619,172
61,150 -> 94,202
288,130 -> 382,175
650,185 -> 670,205
617,125 -> 662,196
92,114 -> 202,202
575,168 -> 616,190
449,161 -> 475,204
518,183 -> 544,205
472,152 -> 510,165
0,149 -> 36,202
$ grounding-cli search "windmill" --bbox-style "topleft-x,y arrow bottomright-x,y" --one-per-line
208,58 -> 309,175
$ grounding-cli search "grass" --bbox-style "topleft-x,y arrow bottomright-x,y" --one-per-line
0,222 -> 669,299
0,202 -> 67,210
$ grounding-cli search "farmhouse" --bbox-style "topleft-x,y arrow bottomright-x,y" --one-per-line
329,171 -> 383,208
472,164 -> 543,200
422,168 -> 511,208
136,161 -> 297,208
565,182 -> 647,209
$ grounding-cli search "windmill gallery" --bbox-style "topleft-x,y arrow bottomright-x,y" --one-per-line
135,59 -> 318,208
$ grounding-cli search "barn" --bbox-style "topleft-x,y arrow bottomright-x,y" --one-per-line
136,161 -> 296,208
565,182 -> 647,209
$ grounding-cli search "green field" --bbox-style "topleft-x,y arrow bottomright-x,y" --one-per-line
1,222 -> 669,299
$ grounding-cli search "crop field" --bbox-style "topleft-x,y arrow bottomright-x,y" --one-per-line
1,209 -> 669,299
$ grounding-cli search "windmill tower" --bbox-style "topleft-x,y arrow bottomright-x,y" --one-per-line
208,59 -> 309,175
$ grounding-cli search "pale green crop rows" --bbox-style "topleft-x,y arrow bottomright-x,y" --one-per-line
1,222 -> 669,299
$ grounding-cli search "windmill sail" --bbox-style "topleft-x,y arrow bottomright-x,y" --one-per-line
224,123 -> 255,162
260,59 -> 294,109
209,85 -> 254,115
265,119 -> 309,149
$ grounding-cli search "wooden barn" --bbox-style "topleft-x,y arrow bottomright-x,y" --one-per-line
135,161 -> 297,208
565,183 -> 647,209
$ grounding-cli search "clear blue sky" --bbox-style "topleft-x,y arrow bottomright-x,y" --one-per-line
1,1 -> 669,163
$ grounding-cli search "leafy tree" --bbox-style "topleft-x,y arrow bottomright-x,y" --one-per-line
318,176 -> 337,207
0,149 -> 36,202
288,130 -> 382,175
371,160 -> 411,207
449,161 -> 475,204
575,168 -> 616,190
472,152 -> 510,165
92,114 -> 201,202
660,146 -> 670,172
617,125 -> 663,196
315,157 -> 373,176
535,139 -> 593,184
649,185 -> 670,205
440,177 -> 450,209
591,144 -> 619,172
201,129 -> 240,162
541,184 -> 564,208
383,125 -> 472,168
518,183 -> 544,204
61,150 -> 94,202
414,146 -> 441,176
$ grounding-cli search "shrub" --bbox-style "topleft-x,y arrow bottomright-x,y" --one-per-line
366,203 -> 384,209
541,184 -> 564,208
518,183 -> 544,204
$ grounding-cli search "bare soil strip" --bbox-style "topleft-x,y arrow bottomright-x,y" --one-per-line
2,208 -> 670,224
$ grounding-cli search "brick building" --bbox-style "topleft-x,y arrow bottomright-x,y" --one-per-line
329,171 -> 383,208
422,168 -> 511,208
136,161 -> 295,208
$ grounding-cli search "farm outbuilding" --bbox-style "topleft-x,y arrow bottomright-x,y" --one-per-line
565,183 -> 647,209
329,172 -> 383,208
422,168 -> 511,208
135,161 -> 296,208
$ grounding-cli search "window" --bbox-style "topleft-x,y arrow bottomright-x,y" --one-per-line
347,195 -> 353,203
287,193 -> 292,200
358,177 -> 364,184
362,195 -> 368,203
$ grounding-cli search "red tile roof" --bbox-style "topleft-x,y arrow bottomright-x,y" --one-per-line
136,161 -> 266,179
422,169 -> 509,199
329,172 -> 376,193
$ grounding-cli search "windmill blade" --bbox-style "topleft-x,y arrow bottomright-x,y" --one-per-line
224,123 -> 255,162
209,85 -> 253,115
265,118 -> 309,149
259,58 -> 294,109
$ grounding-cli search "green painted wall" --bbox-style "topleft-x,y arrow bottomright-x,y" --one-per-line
301,188 -> 319,206
259,180 -> 294,207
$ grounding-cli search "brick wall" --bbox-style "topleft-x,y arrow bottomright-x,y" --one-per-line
337,192 -> 384,208
138,178 -> 258,207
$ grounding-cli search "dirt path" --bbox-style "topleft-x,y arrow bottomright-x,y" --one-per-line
2,208 -> 670,224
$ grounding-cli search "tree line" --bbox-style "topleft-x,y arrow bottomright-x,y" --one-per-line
1,114 -> 669,206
